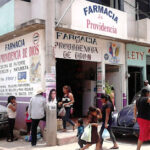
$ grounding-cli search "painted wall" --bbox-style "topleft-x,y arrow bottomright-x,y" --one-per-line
126,44 -> 150,80
0,29 -> 45,129
15,0 -> 31,27
0,0 -> 14,35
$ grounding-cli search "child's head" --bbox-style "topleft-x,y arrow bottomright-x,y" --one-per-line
26,106 -> 29,112
77,118 -> 83,127
89,106 -> 97,116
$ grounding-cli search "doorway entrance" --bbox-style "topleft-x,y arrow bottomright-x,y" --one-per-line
105,64 -> 122,110
128,67 -> 143,104
56,58 -> 97,117
146,56 -> 150,82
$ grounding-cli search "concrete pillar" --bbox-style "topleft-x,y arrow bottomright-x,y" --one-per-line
45,0 -> 57,146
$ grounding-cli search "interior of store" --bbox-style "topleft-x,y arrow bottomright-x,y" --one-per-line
128,66 -> 143,104
105,64 -> 122,110
56,58 -> 97,117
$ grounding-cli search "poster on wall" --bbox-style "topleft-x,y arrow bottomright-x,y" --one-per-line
71,0 -> 127,39
55,31 -> 101,62
45,72 -> 56,102
0,30 -> 44,97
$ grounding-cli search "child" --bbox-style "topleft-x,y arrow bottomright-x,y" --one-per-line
25,106 -> 32,135
80,107 -> 101,150
77,118 -> 86,148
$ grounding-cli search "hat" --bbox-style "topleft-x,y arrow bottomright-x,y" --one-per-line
144,80 -> 149,83
35,87 -> 44,95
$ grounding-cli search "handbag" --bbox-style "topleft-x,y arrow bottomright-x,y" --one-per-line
102,128 -> 110,140
58,107 -> 66,117
81,124 -> 91,142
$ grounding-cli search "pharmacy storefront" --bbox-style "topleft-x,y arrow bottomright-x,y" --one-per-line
127,44 -> 150,104
0,29 -> 45,128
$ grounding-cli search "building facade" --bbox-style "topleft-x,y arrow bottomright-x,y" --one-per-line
0,0 -> 150,129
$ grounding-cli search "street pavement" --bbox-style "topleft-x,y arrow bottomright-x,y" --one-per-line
0,135 -> 150,150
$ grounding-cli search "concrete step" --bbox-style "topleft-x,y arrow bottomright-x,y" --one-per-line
57,129 -> 77,146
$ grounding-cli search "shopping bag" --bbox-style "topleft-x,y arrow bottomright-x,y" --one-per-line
58,107 -> 66,117
102,129 -> 110,140
81,124 -> 91,142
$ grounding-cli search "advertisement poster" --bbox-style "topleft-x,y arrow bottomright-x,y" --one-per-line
0,30 -> 45,97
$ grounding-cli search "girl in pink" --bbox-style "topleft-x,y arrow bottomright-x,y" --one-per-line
25,106 -> 32,135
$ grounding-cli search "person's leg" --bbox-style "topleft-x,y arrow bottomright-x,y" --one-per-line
31,119 -> 40,146
78,139 -> 86,148
7,118 -> 12,141
27,123 -> 30,134
99,123 -> 105,149
80,144 -> 92,150
137,139 -> 143,150
62,115 -> 67,130
107,126 -> 118,148
65,108 -> 75,128
11,119 -> 16,140
96,141 -> 100,150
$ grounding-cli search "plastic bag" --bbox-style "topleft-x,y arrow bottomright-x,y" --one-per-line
81,124 -> 91,142
102,129 -> 110,140
58,107 -> 66,117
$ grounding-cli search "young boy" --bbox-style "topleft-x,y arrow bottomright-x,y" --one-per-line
77,118 -> 86,148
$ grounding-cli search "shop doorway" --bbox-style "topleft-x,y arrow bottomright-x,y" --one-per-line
146,56 -> 150,82
105,64 -> 122,111
56,59 -> 97,117
128,67 -> 143,104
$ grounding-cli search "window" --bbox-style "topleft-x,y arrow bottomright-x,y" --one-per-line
136,0 -> 150,20
86,0 -> 124,11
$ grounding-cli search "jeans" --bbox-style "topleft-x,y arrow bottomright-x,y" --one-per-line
31,119 -> 40,146
99,122 -> 116,145
62,107 -> 75,129
7,118 -> 15,141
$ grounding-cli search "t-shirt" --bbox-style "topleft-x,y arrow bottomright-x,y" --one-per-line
7,103 -> 16,119
136,97 -> 150,120
77,125 -> 84,139
102,101 -> 113,124
62,95 -> 71,108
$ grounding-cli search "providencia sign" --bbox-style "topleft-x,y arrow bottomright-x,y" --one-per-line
71,0 -> 127,39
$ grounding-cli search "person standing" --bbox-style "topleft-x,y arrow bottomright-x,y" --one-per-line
80,107 -> 101,150
77,118 -> 86,148
25,106 -> 32,135
7,96 -> 17,142
143,80 -> 150,90
59,85 -> 75,132
28,88 -> 46,146
134,88 -> 150,150
99,94 -> 118,150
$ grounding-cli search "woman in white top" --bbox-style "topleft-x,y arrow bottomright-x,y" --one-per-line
7,96 -> 17,142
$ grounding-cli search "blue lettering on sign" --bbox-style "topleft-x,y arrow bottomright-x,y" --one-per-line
83,5 -> 118,23
5,39 -> 25,51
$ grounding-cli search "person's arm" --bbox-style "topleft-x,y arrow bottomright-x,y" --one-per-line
28,98 -> 32,117
91,123 -> 99,127
105,108 -> 111,128
8,102 -> 17,112
68,93 -> 74,104
147,98 -> 150,103
97,108 -> 102,119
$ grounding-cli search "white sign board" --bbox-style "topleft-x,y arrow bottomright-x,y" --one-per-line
55,31 -> 101,62
71,0 -> 127,39
0,30 -> 45,97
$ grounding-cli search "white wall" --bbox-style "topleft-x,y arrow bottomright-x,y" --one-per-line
15,0 -> 31,27
124,0 -> 137,40
31,0 -> 47,20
